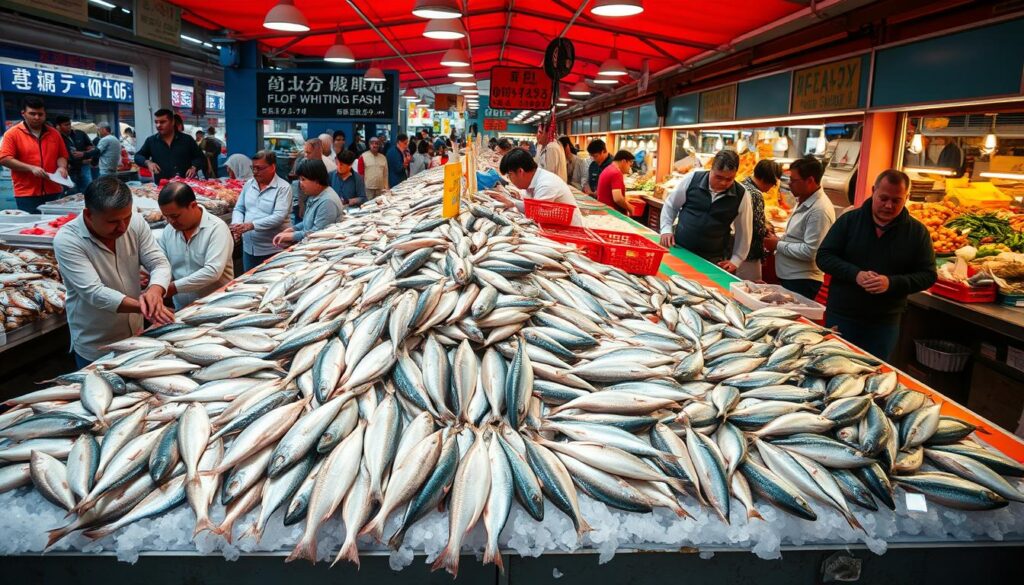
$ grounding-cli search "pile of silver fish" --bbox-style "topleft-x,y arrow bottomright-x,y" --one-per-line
1,164 -> 1023,576
0,248 -> 65,331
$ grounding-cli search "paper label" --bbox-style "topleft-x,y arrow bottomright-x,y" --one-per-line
905,492 -> 928,512
442,162 -> 462,219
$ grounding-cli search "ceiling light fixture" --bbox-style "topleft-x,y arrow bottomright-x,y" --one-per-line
453,79 -> 476,87
89,0 -> 116,9
568,82 -> 591,96
592,77 -> 618,85
364,64 -> 386,82
440,46 -> 470,67
423,18 -> 466,40
412,0 -> 462,19
403,88 -> 419,101
263,0 -> 310,32
448,67 -> 474,79
591,0 -> 644,17
324,31 -> 355,63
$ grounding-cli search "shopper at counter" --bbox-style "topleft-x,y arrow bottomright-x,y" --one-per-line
497,149 -> 583,227
559,136 -> 588,191
658,149 -> 751,273
225,154 -> 253,181
156,182 -> 234,310
410,140 -> 432,177
54,176 -> 174,368
356,137 -> 388,200
330,150 -> 367,207
56,115 -> 95,193
273,159 -> 344,247
765,156 -> 834,298
596,150 -> 636,212
387,133 -> 410,188
534,126 -> 567,182
584,139 -> 611,195
0,97 -> 69,213
817,169 -> 937,360
231,150 -> 293,272
94,122 -> 122,179
134,109 -> 205,183
496,138 -> 514,157
737,159 -> 781,281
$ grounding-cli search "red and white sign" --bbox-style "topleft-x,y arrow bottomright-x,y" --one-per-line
489,66 -> 551,110
483,118 -> 508,131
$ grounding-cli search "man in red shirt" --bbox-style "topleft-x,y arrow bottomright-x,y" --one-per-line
595,150 -> 635,212
0,97 -> 70,213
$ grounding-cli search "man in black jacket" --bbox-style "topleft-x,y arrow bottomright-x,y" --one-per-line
134,108 -> 205,183
816,169 -> 937,360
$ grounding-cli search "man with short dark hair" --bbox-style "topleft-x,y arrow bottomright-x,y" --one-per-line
596,150 -> 636,212
0,97 -> 69,213
659,149 -> 751,273
535,126 -> 566,182
584,139 -> 611,195
201,126 -> 222,178
387,133 -> 409,188
94,122 -> 121,178
157,181 -> 234,309
231,150 -> 293,271
559,136 -> 586,190
497,149 -> 583,226
496,138 -> 513,157
330,150 -> 367,207
817,169 -> 936,360
134,108 -> 205,182
54,176 -> 174,368
332,130 -> 348,157
766,156 -> 835,299
56,115 -> 95,193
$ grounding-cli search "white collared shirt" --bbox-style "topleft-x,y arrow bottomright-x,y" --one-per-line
54,212 -> 172,361
535,141 -> 567,183
514,167 -> 583,227
232,173 -> 292,257
776,188 -> 836,281
158,207 -> 235,310
659,170 -> 753,266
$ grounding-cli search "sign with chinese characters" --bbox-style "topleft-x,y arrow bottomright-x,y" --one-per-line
135,0 -> 181,47
489,66 -> 551,110
699,84 -> 737,123
0,59 -> 133,102
7,0 -> 86,23
483,118 -> 508,131
256,72 -> 395,120
791,57 -> 862,114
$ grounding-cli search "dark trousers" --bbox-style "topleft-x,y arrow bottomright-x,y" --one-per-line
243,251 -> 273,273
780,278 -> 823,302
15,193 -> 61,214
826,312 -> 901,362
73,351 -> 91,370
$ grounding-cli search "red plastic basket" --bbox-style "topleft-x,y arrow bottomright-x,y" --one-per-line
540,225 -> 604,260
929,279 -> 997,303
591,229 -> 668,276
524,199 -> 576,226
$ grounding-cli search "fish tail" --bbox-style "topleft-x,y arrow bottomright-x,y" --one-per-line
331,537 -> 361,569
673,503 -> 693,519
212,520 -> 234,543
238,522 -> 261,544
576,517 -> 593,539
430,543 -> 461,576
845,513 -> 864,533
359,512 -> 385,542
747,507 -> 765,522
193,517 -> 215,538
45,526 -> 73,549
285,536 -> 318,564
81,527 -> 111,541
483,541 -> 504,573
386,525 -> 407,550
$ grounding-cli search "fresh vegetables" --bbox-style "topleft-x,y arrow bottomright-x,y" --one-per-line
945,212 -> 1013,244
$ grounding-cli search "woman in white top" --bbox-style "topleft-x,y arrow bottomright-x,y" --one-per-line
225,153 -> 253,181
496,149 -> 583,227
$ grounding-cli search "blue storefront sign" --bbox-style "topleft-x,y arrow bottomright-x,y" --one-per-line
0,61 -> 133,102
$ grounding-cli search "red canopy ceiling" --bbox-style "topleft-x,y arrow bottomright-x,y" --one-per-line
173,1 -> 805,92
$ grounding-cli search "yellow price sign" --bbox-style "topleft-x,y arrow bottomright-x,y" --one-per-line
442,162 -> 462,218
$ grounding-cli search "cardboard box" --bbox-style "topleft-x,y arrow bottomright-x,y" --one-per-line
968,361 -> 1024,433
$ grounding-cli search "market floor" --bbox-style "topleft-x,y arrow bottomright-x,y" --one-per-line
0,325 -> 76,401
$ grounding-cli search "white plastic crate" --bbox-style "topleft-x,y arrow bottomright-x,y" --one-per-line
729,281 -> 825,321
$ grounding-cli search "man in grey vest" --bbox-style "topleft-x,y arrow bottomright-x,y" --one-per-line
658,150 -> 751,274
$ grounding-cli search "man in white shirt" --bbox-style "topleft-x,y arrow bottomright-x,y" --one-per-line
497,149 -> 583,226
765,156 -> 836,300
231,150 -> 292,272
356,137 -> 388,199
157,181 -> 235,310
54,176 -> 174,368
659,149 -> 751,273
534,126 -> 567,183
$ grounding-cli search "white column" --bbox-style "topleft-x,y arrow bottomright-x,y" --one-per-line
131,56 -> 172,139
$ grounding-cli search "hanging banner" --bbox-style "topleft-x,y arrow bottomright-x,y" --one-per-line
489,66 -> 551,110
483,118 -> 508,131
791,57 -> 862,114
7,0 -> 86,23
0,59 -> 133,102
699,84 -> 737,123
135,0 -> 182,48
256,72 -> 395,120
442,162 -> 462,218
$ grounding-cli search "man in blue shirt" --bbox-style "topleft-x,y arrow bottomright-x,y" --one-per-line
330,150 -> 367,207
386,133 -> 409,188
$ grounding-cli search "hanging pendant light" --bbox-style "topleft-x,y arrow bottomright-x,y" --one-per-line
324,31 -> 355,63
424,18 -> 466,40
591,0 -> 644,17
364,64 -> 386,82
403,88 -> 419,102
453,78 -> 477,87
599,37 -> 628,77
592,77 -> 618,85
568,82 -> 591,96
412,0 -> 462,19
263,0 -> 309,32
448,66 -> 474,79
441,46 -> 470,67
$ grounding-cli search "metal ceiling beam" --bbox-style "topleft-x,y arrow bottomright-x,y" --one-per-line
558,0 -> 591,38
238,7 -> 507,41
345,0 -> 431,88
498,0 -> 515,65
462,0 -> 474,67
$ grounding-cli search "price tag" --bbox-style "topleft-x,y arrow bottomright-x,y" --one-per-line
442,162 -> 462,219
905,492 -> 928,512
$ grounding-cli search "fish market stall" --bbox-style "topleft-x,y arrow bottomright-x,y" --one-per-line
0,247 -> 67,354
0,161 -> 1022,584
